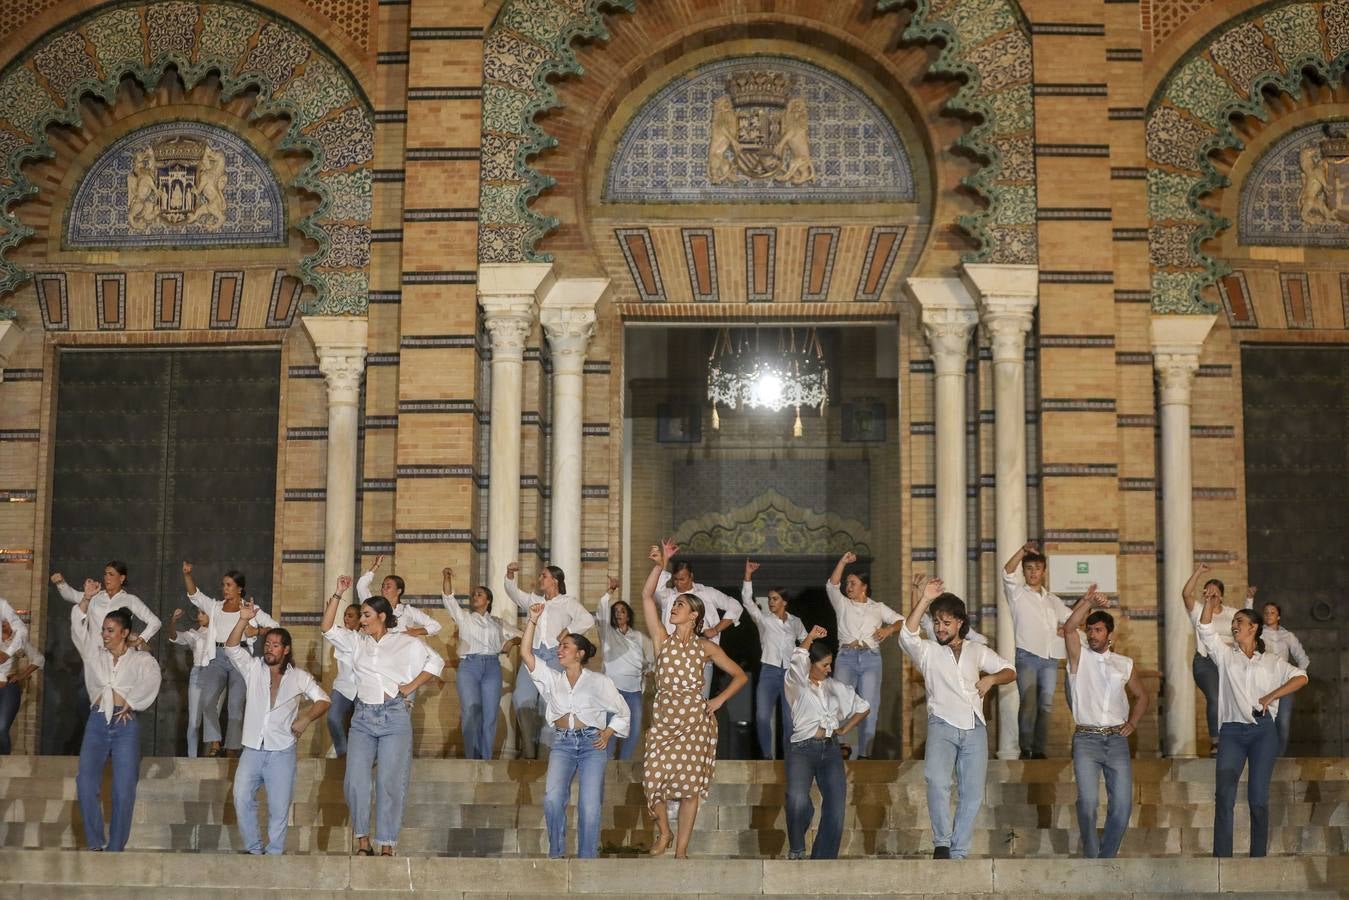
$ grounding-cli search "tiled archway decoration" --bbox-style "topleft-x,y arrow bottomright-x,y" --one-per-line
478,0 -> 1036,267
1147,0 -> 1349,313
0,0 -> 374,319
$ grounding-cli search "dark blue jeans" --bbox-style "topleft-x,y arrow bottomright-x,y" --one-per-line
1214,717 -> 1279,857
785,736 -> 847,859
1192,654 -> 1220,746
0,681 -> 22,755
755,663 -> 792,760
76,706 -> 141,851
1275,692 -> 1294,757
1071,731 -> 1133,858
458,654 -> 503,760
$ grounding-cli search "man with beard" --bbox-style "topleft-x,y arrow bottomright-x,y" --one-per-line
224,602 -> 330,855
1063,586 -> 1148,859
900,574 -> 1015,860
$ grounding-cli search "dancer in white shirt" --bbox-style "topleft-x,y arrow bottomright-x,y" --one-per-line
522,601 -> 629,858
504,562 -> 594,758
654,557 -> 743,698
356,555 -> 442,637
1063,587 -> 1147,858
1255,592 -> 1310,757
826,551 -> 902,758
1002,542 -> 1071,759
593,577 -> 654,761
900,574 -> 1015,859
52,561 -> 160,646
71,602 -> 161,852
183,561 -> 279,757
323,576 -> 444,856
1195,599 -> 1306,857
225,603 -> 329,855
1182,563 -> 1255,754
783,625 -> 869,860
742,560 -> 807,759
167,607 -> 215,758
442,567 -> 521,759
0,616 -> 42,756
325,603 -> 361,757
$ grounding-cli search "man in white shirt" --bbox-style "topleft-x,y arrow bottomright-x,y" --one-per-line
1063,586 -> 1147,859
900,574 -> 1015,860
1003,542 -> 1070,759
1257,594 -> 1310,756
225,603 -> 330,855
655,559 -> 743,698
0,617 -> 42,756
356,555 -> 442,637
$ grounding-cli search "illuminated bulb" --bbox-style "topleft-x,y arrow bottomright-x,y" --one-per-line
751,372 -> 783,408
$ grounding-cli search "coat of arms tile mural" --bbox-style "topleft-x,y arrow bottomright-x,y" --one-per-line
1239,120 -> 1349,248
605,56 -> 914,203
65,121 -> 287,249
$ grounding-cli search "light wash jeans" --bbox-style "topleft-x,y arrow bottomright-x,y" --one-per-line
76,706 -> 141,851
199,651 -> 245,749
785,736 -> 847,859
608,689 -> 644,761
458,654 -> 503,760
1072,731 -> 1133,858
755,663 -> 792,760
513,646 -> 560,758
326,690 -> 355,757
833,648 -> 881,756
233,744 -> 297,854
924,715 -> 988,859
1215,717 -> 1279,857
345,696 -> 414,847
1015,648 -> 1058,757
0,681 -> 21,755
544,726 -> 609,858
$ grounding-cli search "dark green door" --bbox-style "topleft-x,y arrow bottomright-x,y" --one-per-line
43,347 -> 281,756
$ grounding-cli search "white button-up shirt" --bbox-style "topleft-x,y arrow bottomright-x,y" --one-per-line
330,625 -> 359,701
0,632 -> 43,685
0,597 -> 29,660
825,580 -> 902,651
1262,626 -> 1310,670
441,594 -> 521,657
1196,621 -> 1306,724
1067,648 -> 1134,728
1188,602 -> 1237,658
57,582 -> 161,642
898,624 -> 1013,730
655,572 -> 743,645
527,664 -> 630,736
504,579 -> 594,650
784,646 -> 869,743
593,592 -> 654,694
741,583 -> 807,668
355,571 -> 443,637
70,605 -> 161,721
1002,571 -> 1070,660
323,627 -> 444,704
170,627 -> 213,668
224,645 -> 328,751
187,590 -> 279,659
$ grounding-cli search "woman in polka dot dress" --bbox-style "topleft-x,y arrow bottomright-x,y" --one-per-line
640,538 -> 747,858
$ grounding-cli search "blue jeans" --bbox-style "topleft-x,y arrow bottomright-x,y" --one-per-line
0,681 -> 22,755
785,736 -> 847,859
458,654 -> 503,760
755,664 -> 793,760
609,689 -> 644,761
326,690 -> 355,757
1015,648 -> 1058,756
833,648 -> 881,756
1192,654 -> 1220,747
543,726 -> 608,858
924,716 -> 988,859
234,745 -> 297,854
1072,731 -> 1133,858
514,646 -> 560,758
345,696 -> 414,847
199,651 -> 245,748
1275,692 -> 1294,757
76,706 -> 141,851
1215,717 -> 1279,857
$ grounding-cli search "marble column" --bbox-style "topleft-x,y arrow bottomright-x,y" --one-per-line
964,263 -> 1038,761
301,316 -> 368,605
1151,314 -> 1216,758
540,278 -> 608,590
906,277 -> 979,600
479,263 -> 553,619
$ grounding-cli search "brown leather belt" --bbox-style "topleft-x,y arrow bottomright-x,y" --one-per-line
1074,724 -> 1126,735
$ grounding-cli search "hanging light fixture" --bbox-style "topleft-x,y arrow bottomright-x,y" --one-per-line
707,327 -> 829,435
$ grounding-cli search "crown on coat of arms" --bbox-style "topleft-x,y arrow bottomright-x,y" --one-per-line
153,136 -> 207,165
725,71 -> 794,109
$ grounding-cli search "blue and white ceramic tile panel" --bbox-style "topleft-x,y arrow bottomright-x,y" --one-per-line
1238,120 -> 1349,249
65,122 -> 286,250
604,55 -> 915,203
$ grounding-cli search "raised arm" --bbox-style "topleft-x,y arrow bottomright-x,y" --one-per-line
829,551 -> 856,587
1181,563 -> 1210,612
594,577 -> 618,634
321,575 -> 353,633
641,542 -> 673,648
740,560 -> 765,625
503,562 -> 532,611
904,573 -> 943,634
166,608 -> 182,643
50,572 -> 84,605
182,560 -> 198,598
439,567 -> 468,629
1004,540 -> 1037,575
1061,584 -> 1103,673
520,602 -> 543,672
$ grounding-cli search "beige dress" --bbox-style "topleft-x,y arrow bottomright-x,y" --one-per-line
642,632 -> 717,811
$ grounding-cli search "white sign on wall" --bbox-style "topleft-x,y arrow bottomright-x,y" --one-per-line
1047,554 -> 1118,595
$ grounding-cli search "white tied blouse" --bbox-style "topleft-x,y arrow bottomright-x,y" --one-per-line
441,594 -> 521,657
825,580 -> 901,651
188,589 -> 279,660
70,605 -> 161,721
527,664 -> 630,736
323,626 -> 444,704
783,646 -> 870,743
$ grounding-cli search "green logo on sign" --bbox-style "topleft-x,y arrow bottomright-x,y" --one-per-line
1076,562 -> 1089,574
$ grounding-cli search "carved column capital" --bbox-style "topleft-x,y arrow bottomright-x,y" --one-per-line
921,308 -> 979,376
1150,314 -> 1217,408
1153,351 -> 1201,406
481,300 -> 534,361
301,315 -> 368,407
541,306 -> 597,375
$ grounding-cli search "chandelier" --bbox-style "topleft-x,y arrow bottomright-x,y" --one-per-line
707,327 -> 829,436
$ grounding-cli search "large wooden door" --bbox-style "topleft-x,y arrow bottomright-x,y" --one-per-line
1242,345 -> 1349,756
42,347 -> 281,756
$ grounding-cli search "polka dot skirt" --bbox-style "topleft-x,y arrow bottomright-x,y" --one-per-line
642,634 -> 717,812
